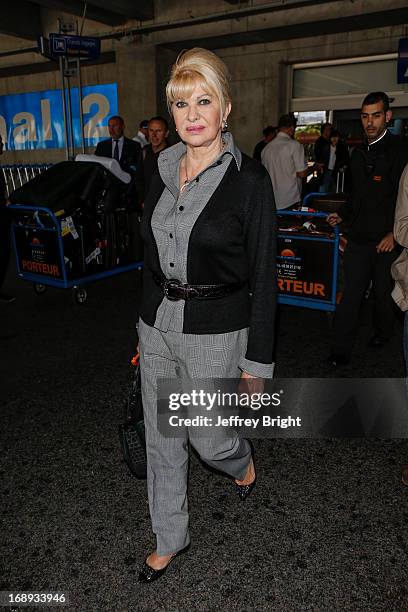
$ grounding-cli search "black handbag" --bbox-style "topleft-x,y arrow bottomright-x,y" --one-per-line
118,354 -> 147,479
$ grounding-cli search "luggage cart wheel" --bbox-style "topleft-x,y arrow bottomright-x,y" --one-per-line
33,283 -> 47,296
73,286 -> 87,304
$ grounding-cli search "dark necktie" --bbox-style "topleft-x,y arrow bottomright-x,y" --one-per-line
113,140 -> 120,162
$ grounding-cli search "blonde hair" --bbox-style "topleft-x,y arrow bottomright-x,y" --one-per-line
166,48 -> 231,119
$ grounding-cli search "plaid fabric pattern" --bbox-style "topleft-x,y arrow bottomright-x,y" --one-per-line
138,318 -> 251,555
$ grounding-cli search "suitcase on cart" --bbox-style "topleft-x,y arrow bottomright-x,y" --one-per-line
304,169 -> 348,213
8,160 -> 143,303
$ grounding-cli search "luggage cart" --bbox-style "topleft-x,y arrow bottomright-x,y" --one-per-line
9,203 -> 143,304
8,158 -> 144,303
276,210 -> 340,312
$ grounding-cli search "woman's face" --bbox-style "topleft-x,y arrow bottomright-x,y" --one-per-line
172,82 -> 230,148
331,135 -> 339,146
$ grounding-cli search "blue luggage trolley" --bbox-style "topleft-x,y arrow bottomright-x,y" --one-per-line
9,204 -> 143,304
276,210 -> 340,312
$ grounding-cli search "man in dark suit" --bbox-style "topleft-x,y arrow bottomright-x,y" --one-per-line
95,115 -> 143,210
95,115 -> 142,175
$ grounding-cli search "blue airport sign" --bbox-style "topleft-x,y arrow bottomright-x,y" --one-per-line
0,83 -> 118,150
49,33 -> 101,60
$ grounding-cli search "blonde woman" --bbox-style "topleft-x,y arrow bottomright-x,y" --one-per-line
138,48 -> 276,583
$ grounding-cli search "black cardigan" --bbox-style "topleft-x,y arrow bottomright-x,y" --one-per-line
140,154 -> 277,366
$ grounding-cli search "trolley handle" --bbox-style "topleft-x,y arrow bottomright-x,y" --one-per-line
7,204 -> 61,230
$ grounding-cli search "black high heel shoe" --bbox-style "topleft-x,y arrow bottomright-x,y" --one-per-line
235,476 -> 256,500
138,544 -> 190,584
235,442 -> 256,501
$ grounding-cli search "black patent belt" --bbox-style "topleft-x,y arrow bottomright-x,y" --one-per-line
153,274 -> 246,301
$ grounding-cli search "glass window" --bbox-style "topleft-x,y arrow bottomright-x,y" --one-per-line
294,111 -> 326,124
293,60 -> 399,98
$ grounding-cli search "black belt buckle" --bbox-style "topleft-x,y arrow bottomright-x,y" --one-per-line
163,279 -> 202,300
164,278 -> 183,301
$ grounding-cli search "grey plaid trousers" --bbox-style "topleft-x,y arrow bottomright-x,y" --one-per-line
138,318 -> 251,555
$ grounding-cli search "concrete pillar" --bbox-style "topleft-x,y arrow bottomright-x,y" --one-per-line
155,46 -> 179,144
115,43 -> 157,139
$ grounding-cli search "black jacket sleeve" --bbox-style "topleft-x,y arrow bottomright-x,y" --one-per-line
122,140 -> 144,210
94,140 -> 110,157
121,139 -> 142,174
243,168 -> 277,365
314,137 -> 328,164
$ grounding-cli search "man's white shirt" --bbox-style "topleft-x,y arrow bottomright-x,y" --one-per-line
261,131 -> 308,210
133,131 -> 148,148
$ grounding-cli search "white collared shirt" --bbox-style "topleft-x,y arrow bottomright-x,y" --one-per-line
133,131 -> 148,147
328,145 -> 336,170
261,131 -> 308,209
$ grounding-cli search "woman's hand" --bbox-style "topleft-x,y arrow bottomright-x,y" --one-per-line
376,232 -> 395,253
239,371 -> 265,395
240,371 -> 259,379
326,212 -> 342,227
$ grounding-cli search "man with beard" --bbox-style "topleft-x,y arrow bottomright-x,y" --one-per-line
327,92 -> 408,366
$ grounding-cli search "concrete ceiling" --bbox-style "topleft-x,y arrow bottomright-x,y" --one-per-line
1,1 -> 406,53
161,6 -> 408,51
0,0 -> 155,40
0,1 -> 43,40
34,0 -> 155,22
0,1 -> 339,41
